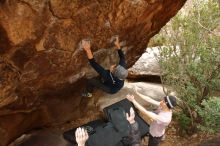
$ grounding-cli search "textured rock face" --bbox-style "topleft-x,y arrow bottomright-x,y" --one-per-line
0,0 -> 186,145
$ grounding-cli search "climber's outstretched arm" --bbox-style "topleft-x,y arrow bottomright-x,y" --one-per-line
134,86 -> 160,106
82,40 -> 93,59
126,94 -> 161,123
82,40 -> 111,80
114,37 -> 127,68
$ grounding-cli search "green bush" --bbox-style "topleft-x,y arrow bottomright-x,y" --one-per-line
197,97 -> 220,133
152,0 -> 220,133
174,112 -> 191,134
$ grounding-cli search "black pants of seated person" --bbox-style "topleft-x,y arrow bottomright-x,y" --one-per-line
85,78 -> 112,94
148,134 -> 162,146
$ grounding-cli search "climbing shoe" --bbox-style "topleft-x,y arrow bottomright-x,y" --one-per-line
82,92 -> 93,98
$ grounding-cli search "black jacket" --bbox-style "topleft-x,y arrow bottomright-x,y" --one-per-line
88,49 -> 127,94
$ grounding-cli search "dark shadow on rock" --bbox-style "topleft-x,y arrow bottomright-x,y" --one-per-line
17,131 -> 68,146
127,75 -> 161,83
0,0 -> 6,4
0,24 -> 11,54
11,44 -> 36,70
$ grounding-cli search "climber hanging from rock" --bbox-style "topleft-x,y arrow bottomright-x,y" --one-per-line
81,36 -> 128,97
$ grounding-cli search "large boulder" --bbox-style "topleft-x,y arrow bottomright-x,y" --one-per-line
0,0 -> 186,145
128,47 -> 161,81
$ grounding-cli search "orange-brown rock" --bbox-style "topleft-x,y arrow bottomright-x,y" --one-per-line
0,0 -> 186,145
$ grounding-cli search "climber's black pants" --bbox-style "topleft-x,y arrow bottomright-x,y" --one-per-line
148,134 -> 162,146
86,78 -> 112,94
